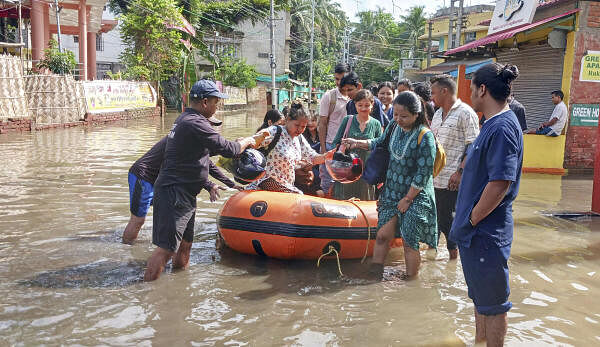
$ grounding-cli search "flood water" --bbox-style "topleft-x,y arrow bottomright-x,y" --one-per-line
1,109 -> 599,346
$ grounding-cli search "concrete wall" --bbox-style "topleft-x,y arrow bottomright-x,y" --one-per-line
564,1 -> 600,169
238,11 -> 290,75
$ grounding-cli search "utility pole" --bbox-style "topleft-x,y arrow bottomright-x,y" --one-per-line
427,20 -> 433,68
455,0 -> 464,49
269,0 -> 277,109
212,31 -> 218,77
18,0 -> 23,73
447,0 -> 455,50
53,0 -> 62,52
308,0 -> 314,107
342,27 -> 350,64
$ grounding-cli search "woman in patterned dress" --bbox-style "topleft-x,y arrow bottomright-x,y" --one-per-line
331,89 -> 382,200
248,103 -> 334,193
343,91 -> 438,279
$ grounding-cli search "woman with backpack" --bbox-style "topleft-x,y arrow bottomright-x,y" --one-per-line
247,103 -> 334,193
330,89 -> 382,200
342,91 -> 438,280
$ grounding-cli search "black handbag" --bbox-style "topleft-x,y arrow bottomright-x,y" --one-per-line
362,122 -> 397,185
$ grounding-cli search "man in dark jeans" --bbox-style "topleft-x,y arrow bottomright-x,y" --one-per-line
430,75 -> 480,259
144,80 -> 258,281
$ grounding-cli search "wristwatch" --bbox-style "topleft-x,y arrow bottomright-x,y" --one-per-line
457,167 -> 464,174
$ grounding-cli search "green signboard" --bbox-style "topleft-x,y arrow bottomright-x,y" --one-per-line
570,104 -> 599,127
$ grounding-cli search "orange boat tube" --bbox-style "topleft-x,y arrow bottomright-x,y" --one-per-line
217,190 -> 401,260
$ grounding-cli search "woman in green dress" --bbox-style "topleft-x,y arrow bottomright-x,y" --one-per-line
343,91 -> 437,279
331,89 -> 382,200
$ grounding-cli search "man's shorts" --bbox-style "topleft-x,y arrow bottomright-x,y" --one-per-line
128,172 -> 154,217
535,126 -> 559,137
459,235 -> 512,316
152,184 -> 196,253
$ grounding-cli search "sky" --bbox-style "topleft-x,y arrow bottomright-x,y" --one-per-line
335,0 -> 498,21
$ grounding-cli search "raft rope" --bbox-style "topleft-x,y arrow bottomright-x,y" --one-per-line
317,245 -> 344,277
315,198 -> 371,277
347,198 -> 371,264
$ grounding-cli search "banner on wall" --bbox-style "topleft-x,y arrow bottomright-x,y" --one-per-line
580,51 -> 600,82
570,104 -> 599,127
83,81 -> 157,113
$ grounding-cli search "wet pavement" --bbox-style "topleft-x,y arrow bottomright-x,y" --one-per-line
0,111 -> 599,345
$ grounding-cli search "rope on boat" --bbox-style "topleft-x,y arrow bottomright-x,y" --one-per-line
347,198 -> 371,264
317,245 -> 344,277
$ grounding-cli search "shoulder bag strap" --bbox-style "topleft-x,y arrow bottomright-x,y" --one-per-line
418,127 -> 430,145
382,122 -> 397,148
327,89 -> 337,117
342,115 -> 354,139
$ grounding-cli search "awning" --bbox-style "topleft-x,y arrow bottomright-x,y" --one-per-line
447,59 -> 494,77
415,58 -> 493,75
445,8 -> 579,56
256,74 -> 290,83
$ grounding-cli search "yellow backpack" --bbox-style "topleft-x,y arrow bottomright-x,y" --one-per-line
418,128 -> 446,178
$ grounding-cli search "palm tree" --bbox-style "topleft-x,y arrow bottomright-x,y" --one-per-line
400,6 -> 426,57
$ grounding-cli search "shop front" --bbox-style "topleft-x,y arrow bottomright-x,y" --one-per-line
445,0 -> 600,173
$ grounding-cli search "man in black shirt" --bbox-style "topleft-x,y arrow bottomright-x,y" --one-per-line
144,80 -> 257,281
122,134 -> 242,244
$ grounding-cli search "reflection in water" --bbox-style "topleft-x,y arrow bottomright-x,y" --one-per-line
1,110 -> 600,345
21,260 -> 145,288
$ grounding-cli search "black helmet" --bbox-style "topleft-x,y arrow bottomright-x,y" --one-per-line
233,148 -> 267,183
325,151 -> 363,184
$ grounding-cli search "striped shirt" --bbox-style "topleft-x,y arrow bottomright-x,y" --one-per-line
430,99 -> 480,189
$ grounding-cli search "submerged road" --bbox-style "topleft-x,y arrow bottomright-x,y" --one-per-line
0,110 -> 599,345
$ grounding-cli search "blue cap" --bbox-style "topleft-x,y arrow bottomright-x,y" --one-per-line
190,80 -> 228,99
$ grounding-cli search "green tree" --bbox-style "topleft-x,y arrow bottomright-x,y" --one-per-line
119,0 -> 184,81
288,0 -> 348,89
36,39 -> 77,75
215,54 -> 259,88
400,6 -> 427,58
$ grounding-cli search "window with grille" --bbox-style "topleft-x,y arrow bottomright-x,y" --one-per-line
96,34 -> 104,51
74,36 -> 78,43
465,32 -> 477,43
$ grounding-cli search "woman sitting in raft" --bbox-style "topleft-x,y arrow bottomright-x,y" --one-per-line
343,91 -> 438,279
331,89 -> 382,200
248,103 -> 334,193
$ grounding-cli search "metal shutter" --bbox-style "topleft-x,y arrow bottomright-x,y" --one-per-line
496,44 -> 564,129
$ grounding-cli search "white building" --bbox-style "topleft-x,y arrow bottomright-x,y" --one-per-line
194,11 -> 291,78
59,7 -> 125,79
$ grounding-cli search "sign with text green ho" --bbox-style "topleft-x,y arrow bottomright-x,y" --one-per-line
570,104 -> 599,127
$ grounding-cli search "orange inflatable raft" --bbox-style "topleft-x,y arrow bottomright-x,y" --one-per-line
217,190 -> 402,260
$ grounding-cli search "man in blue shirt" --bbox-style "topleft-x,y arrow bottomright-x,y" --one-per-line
450,63 -> 523,346
340,71 -> 390,128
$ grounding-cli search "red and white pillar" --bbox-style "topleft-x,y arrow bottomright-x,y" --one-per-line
31,0 -> 45,61
87,32 -> 96,80
78,0 -> 88,80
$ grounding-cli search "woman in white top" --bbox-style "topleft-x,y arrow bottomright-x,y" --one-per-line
248,103 -> 334,193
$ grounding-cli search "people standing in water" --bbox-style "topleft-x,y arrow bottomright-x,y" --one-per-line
341,71 -> 390,128
396,78 -> 412,94
318,63 -> 352,196
450,63 -> 523,346
257,109 -> 285,132
429,74 -> 479,260
377,81 -> 395,121
122,124 -> 243,244
331,89 -> 382,201
144,80 -> 259,281
343,91 -> 438,279
248,103 -> 334,193
413,82 -> 436,125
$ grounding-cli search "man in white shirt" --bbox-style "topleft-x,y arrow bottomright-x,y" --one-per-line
532,90 -> 568,137
317,63 -> 351,194
430,74 -> 480,259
